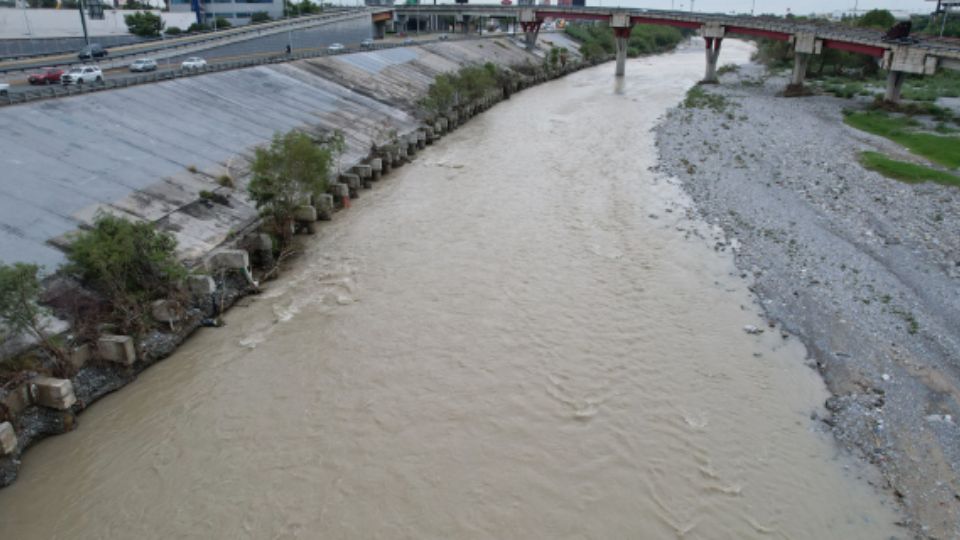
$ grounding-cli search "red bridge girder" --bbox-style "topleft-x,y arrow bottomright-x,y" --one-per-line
725,26 -> 791,41
821,39 -> 886,57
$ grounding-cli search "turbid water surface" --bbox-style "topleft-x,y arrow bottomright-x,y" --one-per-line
0,41 -> 902,539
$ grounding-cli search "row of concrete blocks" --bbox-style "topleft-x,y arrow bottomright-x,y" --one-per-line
0,374 -> 78,456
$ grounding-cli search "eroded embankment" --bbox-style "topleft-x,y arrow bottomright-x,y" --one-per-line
0,34 -> 594,486
656,64 -> 960,537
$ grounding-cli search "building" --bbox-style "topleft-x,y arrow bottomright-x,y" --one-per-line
170,0 -> 284,26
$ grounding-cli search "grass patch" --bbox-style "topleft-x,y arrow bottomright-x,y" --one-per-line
683,86 -> 731,112
859,151 -> 960,187
844,111 -> 960,169
717,63 -> 739,75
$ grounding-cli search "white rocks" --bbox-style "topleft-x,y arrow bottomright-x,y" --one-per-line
29,377 -> 77,410
98,334 -> 137,366
743,325 -> 764,335
0,422 -> 16,455
369,158 -> 383,172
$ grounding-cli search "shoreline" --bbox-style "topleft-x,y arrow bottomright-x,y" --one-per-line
656,63 -> 960,537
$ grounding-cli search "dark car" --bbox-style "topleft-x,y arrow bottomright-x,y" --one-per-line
78,43 -> 108,60
28,67 -> 64,85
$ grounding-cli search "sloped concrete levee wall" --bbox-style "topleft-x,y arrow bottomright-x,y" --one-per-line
0,35 -> 582,270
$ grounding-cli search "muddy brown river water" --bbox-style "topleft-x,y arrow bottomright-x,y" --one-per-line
0,41 -> 904,539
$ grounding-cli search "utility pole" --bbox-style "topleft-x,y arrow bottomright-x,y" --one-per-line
751,0 -> 756,15
942,4 -> 950,37
78,0 -> 90,45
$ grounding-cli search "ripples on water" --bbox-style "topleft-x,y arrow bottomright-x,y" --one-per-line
0,40 -> 902,539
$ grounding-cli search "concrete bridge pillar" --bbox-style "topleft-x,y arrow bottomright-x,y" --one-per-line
700,23 -> 725,84
885,71 -> 906,103
519,9 -> 541,51
611,14 -> 632,78
785,32 -> 821,96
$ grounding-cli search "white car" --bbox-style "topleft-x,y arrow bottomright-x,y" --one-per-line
327,43 -> 345,52
181,57 -> 207,70
129,58 -> 157,72
0,82 -> 9,96
61,65 -> 103,85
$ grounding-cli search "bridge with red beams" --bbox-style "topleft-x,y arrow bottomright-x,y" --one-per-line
391,5 -> 960,102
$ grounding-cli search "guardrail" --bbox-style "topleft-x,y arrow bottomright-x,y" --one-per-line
0,33 -> 523,108
0,8 -> 366,76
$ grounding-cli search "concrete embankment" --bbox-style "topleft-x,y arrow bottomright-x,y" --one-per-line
656,64 -> 960,538
0,33 -> 590,486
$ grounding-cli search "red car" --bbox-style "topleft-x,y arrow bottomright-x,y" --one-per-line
28,68 -> 64,85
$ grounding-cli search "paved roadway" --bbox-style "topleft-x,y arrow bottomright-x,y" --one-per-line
0,16 -> 376,98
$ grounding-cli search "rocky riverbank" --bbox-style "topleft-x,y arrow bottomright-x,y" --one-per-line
656,64 -> 960,538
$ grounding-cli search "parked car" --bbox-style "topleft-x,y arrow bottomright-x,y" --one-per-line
327,43 -> 345,52
0,82 -> 8,97
61,65 -> 103,85
129,58 -> 158,72
77,43 -> 108,60
361,38 -> 374,48
28,67 -> 64,85
181,57 -> 207,70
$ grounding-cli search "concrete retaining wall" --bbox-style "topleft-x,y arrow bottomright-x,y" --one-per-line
0,9 -> 197,40
0,35 -> 574,270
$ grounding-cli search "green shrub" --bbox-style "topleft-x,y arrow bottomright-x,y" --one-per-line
250,12 -> 271,23
248,131 -> 333,243
165,26 -> 182,36
187,22 -> 210,33
214,17 -> 232,29
124,11 -> 164,38
683,86 -> 731,112
0,263 -> 66,365
67,214 -> 186,332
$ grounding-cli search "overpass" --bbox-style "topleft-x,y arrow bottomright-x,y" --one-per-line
393,5 -> 960,102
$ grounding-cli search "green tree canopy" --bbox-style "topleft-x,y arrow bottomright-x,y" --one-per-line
124,11 -> 164,37
858,9 -> 896,30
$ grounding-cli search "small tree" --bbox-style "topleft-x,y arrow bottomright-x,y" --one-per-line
67,215 -> 186,333
858,9 -> 896,30
124,11 -> 164,38
248,131 -> 332,243
251,11 -> 271,23
0,263 -> 66,365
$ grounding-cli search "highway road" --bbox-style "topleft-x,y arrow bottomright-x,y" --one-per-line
0,16 -> 375,97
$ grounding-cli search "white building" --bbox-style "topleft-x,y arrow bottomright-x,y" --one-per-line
169,0 -> 284,26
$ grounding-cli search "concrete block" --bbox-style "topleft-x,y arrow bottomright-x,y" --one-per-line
701,22 -> 725,38
29,377 -> 77,410
187,274 -> 216,296
98,334 -> 137,366
1,385 -> 31,418
792,32 -> 822,55
353,164 -> 372,179
316,194 -> 334,220
0,422 -> 16,455
68,343 -> 92,370
341,173 -> 362,190
294,205 -> 318,222
243,232 -> 273,252
369,158 -> 383,172
329,183 -> 350,198
206,250 -> 250,272
151,299 -> 182,324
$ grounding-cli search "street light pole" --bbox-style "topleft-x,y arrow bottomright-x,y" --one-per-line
78,0 -> 90,45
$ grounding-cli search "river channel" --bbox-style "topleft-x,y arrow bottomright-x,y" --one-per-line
0,40 -> 902,539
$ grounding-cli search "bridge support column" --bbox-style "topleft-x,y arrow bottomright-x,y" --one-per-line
611,14 -> 632,77
784,52 -> 812,96
701,38 -> 723,84
885,70 -> 906,103
699,22 -> 725,84
519,9 -> 540,51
